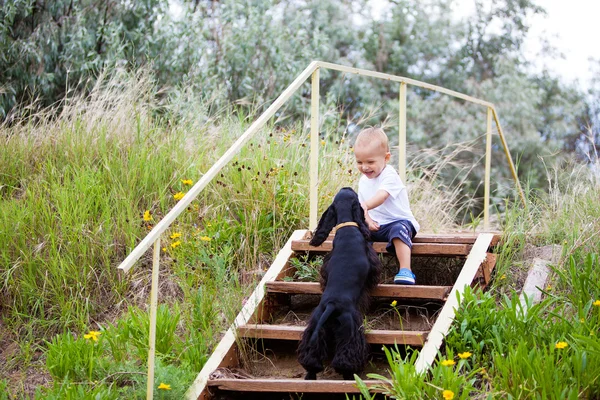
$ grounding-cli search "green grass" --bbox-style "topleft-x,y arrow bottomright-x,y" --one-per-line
2,69 -> 598,398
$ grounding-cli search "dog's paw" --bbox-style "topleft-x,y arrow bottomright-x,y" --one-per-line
304,372 -> 317,380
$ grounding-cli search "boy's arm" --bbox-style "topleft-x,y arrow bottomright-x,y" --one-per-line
361,189 -> 390,211
361,190 -> 390,231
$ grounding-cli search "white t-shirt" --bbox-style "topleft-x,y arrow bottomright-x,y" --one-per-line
358,165 -> 420,232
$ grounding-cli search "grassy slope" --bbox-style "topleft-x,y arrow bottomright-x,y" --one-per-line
1,72 -> 599,399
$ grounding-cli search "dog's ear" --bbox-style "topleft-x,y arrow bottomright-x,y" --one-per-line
310,205 -> 336,246
352,197 -> 371,240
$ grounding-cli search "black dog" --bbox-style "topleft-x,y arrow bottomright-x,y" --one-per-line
297,187 -> 381,380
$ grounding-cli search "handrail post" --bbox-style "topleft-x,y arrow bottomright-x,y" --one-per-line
398,82 -> 407,182
484,107 -> 492,230
146,238 -> 160,399
309,68 -> 320,230
491,107 -> 527,206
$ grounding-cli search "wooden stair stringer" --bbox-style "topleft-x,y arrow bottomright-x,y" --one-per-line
185,229 -> 308,400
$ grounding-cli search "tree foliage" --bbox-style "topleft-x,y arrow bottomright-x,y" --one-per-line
1,0 -> 597,192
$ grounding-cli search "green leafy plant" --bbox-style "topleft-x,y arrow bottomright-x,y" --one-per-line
287,254 -> 323,282
117,305 -> 181,363
356,345 -> 478,399
45,331 -> 102,381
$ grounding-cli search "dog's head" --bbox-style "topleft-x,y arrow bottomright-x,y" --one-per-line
309,187 -> 370,246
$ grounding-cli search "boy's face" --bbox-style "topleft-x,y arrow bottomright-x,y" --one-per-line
354,141 -> 390,179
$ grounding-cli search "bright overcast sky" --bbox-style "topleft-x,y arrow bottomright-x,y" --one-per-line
451,0 -> 600,90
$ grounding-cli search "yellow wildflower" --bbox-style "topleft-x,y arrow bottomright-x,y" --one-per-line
440,359 -> 456,367
181,179 -> 193,185
458,351 -> 472,359
143,210 -> 152,221
170,232 -> 182,239
199,236 -> 212,242
555,341 -> 568,349
157,382 -> 171,390
500,274 -> 506,280
390,300 -> 397,307
321,140 -> 326,146
84,331 -> 102,342
162,247 -> 167,252
443,390 -> 454,400
593,300 -> 600,307
173,192 -> 185,201
171,240 -> 181,249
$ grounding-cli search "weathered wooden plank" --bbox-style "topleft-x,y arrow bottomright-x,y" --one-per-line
266,281 -> 451,300
292,240 -> 472,256
473,252 -> 497,284
301,231 -> 501,245
238,324 -> 428,346
481,253 -> 497,284
414,233 -> 494,373
207,378 -> 387,393
185,230 -> 307,400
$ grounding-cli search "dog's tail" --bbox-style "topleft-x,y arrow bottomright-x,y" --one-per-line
309,303 -> 335,346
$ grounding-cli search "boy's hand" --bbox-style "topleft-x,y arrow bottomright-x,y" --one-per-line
365,214 -> 380,231
361,202 -> 380,231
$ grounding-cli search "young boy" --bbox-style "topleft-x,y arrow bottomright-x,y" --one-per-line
354,127 -> 420,285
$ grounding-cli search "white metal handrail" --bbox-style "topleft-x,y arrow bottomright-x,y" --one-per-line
116,61 -> 525,399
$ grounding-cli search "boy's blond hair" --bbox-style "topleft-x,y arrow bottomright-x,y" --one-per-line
355,127 -> 389,153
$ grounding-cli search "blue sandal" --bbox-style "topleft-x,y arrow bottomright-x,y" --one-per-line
394,268 -> 416,285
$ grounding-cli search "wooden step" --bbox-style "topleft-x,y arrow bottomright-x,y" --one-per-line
238,324 -> 427,346
291,240 -> 472,256
207,378 -> 387,393
266,281 -> 451,300
301,232 -> 501,244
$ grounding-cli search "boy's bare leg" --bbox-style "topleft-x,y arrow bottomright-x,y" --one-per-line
392,238 -> 412,272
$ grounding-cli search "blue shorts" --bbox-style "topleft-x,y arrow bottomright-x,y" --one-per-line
369,220 -> 416,254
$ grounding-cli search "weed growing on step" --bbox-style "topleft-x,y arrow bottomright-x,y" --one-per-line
287,254 -> 324,282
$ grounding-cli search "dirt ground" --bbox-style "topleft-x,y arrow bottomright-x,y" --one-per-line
0,320 -> 52,396
267,295 -> 439,332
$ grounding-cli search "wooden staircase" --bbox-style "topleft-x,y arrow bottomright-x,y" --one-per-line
186,230 -> 500,399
